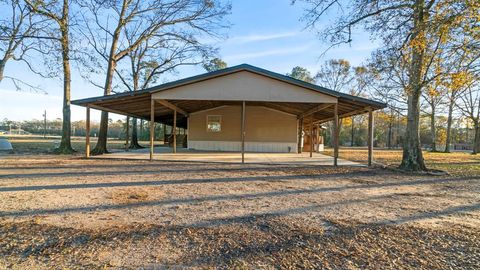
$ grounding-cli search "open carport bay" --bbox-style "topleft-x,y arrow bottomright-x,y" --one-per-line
95,146 -> 360,166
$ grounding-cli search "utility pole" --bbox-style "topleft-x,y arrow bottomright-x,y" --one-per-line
43,110 -> 47,138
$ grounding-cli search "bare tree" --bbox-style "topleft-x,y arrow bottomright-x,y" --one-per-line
25,0 -> 77,153
368,47 -> 413,149
349,66 -> 370,146
457,82 -> 480,154
117,25 -> 216,149
422,76 -> 445,152
0,0 -> 47,92
296,0 -> 480,171
315,59 -> 352,92
203,57 -> 227,72
80,0 -> 230,155
443,70 -> 472,152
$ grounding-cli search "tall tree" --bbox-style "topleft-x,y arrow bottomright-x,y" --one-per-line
368,51 -> 408,149
349,66 -> 370,146
444,70 -> 473,152
81,0 -> 230,155
203,57 -> 227,72
0,0 -> 47,91
315,59 -> 352,92
422,66 -> 445,152
296,0 -> 480,171
457,81 -> 480,154
117,25 -> 215,148
286,66 -> 314,83
315,59 -> 353,144
25,0 -> 76,153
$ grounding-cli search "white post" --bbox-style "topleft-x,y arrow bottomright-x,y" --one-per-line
368,109 -> 374,166
333,103 -> 339,166
173,110 -> 177,153
310,116 -> 313,158
85,106 -> 90,158
241,101 -> 246,163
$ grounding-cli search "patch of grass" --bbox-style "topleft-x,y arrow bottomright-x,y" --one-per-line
324,147 -> 480,176
109,188 -> 151,204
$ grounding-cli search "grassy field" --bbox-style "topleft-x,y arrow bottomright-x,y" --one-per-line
1,134 -> 152,154
324,147 -> 480,176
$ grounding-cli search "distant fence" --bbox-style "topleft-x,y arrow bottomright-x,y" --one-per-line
453,143 -> 473,151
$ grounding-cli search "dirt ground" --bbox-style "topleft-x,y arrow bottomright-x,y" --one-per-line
0,155 -> 479,269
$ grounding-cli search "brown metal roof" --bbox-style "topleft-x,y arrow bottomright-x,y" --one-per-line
72,64 -> 386,127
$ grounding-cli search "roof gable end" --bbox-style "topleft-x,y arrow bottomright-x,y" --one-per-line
151,70 -> 338,103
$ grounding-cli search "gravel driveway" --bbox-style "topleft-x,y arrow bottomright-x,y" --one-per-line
0,155 -> 479,269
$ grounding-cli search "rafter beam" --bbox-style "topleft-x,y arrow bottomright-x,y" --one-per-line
298,103 -> 335,119
315,107 -> 372,124
261,102 -> 303,115
154,99 -> 189,116
87,104 -> 146,120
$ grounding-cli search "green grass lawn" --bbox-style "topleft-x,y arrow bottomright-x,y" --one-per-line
324,147 -> 480,176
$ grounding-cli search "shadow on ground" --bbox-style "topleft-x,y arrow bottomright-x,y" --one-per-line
1,215 -> 479,269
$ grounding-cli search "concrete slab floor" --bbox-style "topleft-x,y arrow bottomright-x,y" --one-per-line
93,146 -> 361,166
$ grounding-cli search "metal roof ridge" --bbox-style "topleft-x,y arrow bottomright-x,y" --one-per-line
72,63 -> 387,109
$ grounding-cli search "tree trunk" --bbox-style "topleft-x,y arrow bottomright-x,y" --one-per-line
430,107 -> 437,152
473,121 -> 480,155
129,118 -> 143,148
396,113 -> 401,148
350,116 -> 354,147
444,100 -> 454,153
125,116 -> 130,150
399,0 -> 427,171
92,111 -> 109,154
401,92 -> 427,170
0,59 -> 6,82
55,3 -> 74,154
128,61 -> 142,149
466,122 -> 469,143
387,121 -> 392,149
91,46 -> 118,155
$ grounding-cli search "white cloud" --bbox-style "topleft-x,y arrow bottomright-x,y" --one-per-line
226,31 -> 300,44
225,42 -> 314,61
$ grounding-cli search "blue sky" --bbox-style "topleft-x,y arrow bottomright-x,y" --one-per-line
0,0 -> 377,121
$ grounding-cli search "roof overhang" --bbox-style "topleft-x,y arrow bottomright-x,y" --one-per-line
72,64 -> 386,127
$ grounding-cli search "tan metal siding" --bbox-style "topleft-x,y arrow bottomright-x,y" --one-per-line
189,105 -> 297,143
152,71 -> 337,103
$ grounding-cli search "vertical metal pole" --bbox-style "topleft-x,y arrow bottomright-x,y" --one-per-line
298,118 -> 303,153
43,110 -> 47,138
368,109 -> 374,166
310,116 -> 313,158
125,116 -> 130,151
241,101 -> 246,163
333,103 -> 339,166
163,124 -> 167,145
150,99 -> 155,161
85,106 -> 90,158
173,110 -> 177,153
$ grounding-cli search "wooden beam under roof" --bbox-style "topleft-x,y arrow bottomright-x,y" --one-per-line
88,104 -> 145,120
315,107 -> 372,124
154,99 -> 189,116
298,103 -> 335,119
